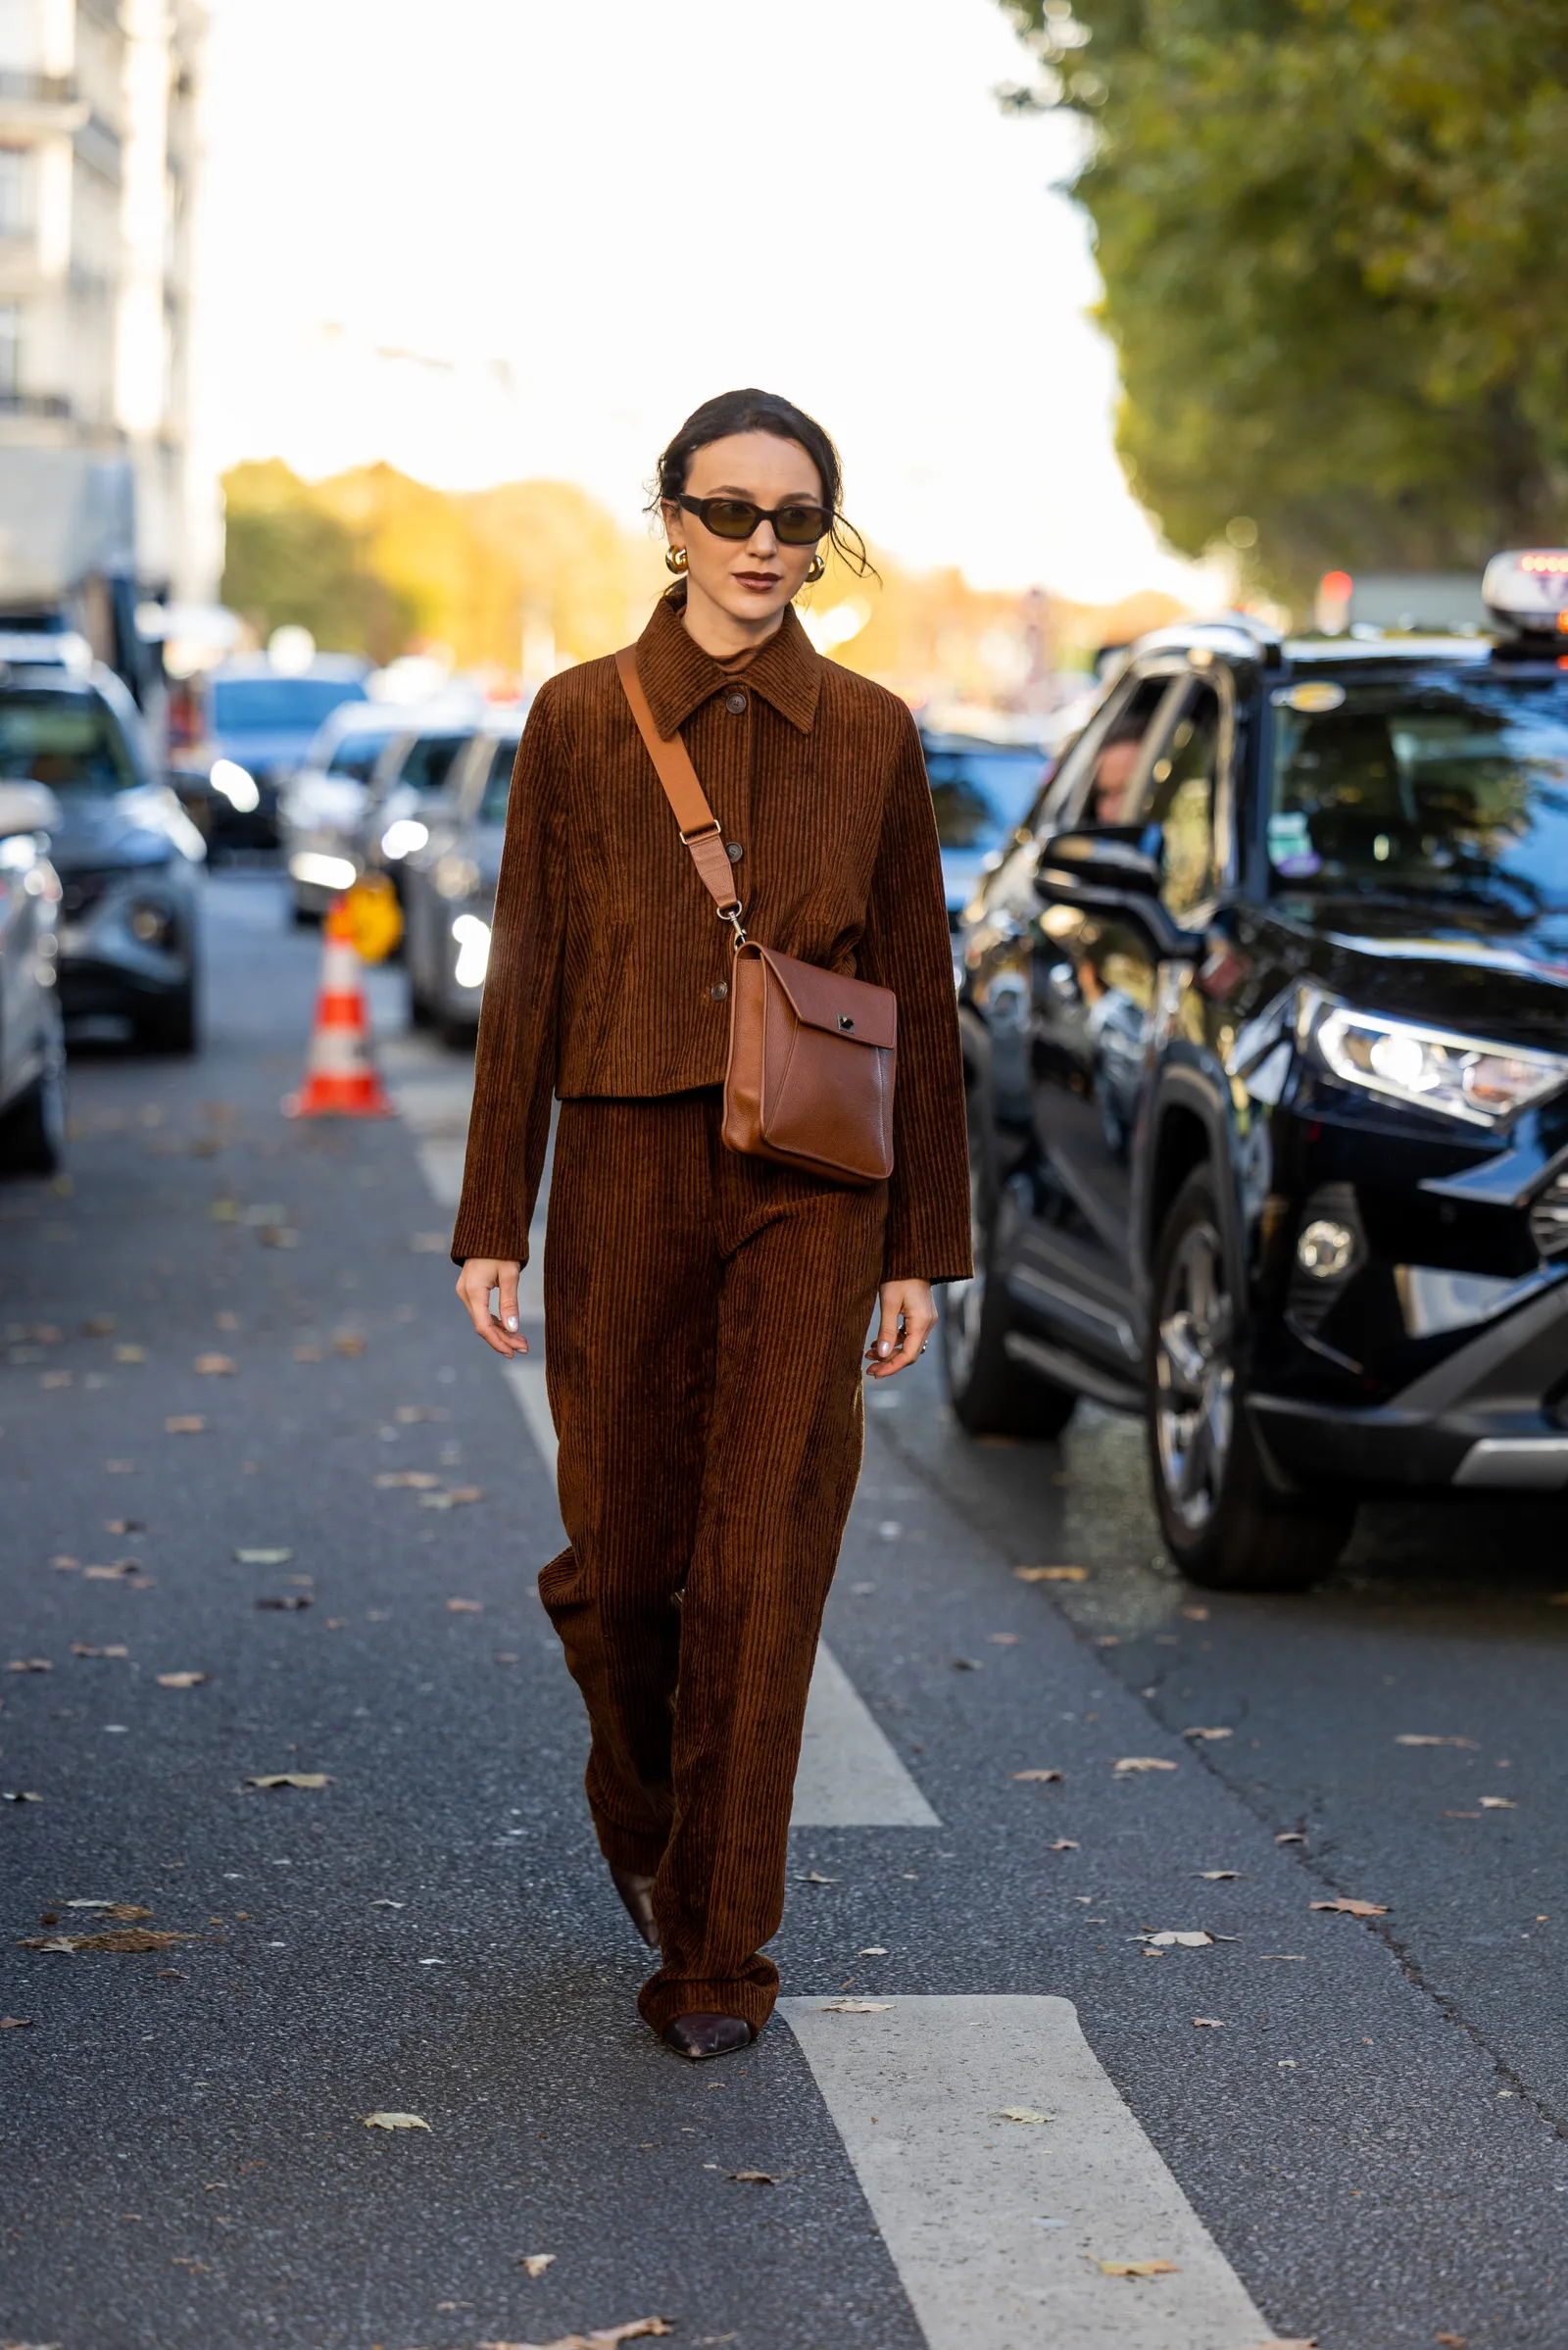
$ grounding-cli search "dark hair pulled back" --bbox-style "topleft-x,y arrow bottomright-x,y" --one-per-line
650,387 -> 875,580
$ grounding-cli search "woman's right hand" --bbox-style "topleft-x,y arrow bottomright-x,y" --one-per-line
455,1258 -> 528,1357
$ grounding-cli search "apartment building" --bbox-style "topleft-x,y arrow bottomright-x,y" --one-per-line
0,0 -> 213,626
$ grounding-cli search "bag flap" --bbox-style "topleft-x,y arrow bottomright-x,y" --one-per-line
753,946 -> 897,1050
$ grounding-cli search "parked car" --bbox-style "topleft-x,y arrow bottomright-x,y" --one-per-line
0,775 -> 65,1172
182,655 -> 369,852
0,651 -> 205,1053
278,701 -> 416,921
400,709 -> 526,1043
919,728 -> 1051,922
357,704 -> 485,904
949,550 -> 1568,1591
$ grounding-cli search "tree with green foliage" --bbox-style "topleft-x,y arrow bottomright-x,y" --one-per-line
220,459 -> 419,661
997,0 -> 1568,599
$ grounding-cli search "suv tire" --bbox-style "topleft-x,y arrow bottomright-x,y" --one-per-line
0,1060 -> 66,1176
943,1124 -> 1076,1440
1148,1166 -> 1351,1591
140,973 -> 198,1056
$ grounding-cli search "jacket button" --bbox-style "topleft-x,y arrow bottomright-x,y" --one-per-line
724,690 -> 748,713
725,842 -> 743,862
710,980 -> 729,1000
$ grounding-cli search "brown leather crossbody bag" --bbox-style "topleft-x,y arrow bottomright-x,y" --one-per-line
615,647 -> 896,1187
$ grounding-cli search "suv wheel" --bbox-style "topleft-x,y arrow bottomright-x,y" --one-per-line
942,1127 -> 1076,1440
1149,1167 -> 1350,1591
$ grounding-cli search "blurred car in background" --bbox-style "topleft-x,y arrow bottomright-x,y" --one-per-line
401,708 -> 525,1044
179,655 -> 370,853
0,773 -> 65,1173
918,726 -> 1052,958
0,643 -> 206,1053
358,702 -> 485,905
278,701 -> 416,922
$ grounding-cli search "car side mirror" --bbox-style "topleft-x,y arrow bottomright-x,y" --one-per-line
1037,827 -> 1161,895
0,781 -> 62,838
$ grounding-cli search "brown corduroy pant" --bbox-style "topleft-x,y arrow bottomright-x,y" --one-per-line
538,1091 -> 887,2034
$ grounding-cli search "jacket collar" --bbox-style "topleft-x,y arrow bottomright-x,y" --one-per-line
634,587 -> 821,738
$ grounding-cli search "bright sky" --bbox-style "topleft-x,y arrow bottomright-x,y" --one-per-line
195,0 -> 1204,603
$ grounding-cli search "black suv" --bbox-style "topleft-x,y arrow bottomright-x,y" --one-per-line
948,553 -> 1568,1591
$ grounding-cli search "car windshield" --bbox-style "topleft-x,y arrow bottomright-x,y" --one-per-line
478,737 -> 520,824
1268,671 -> 1568,921
922,741 -> 1047,852
325,728 -> 398,783
400,731 -> 471,793
0,687 -> 138,794
211,677 -> 362,733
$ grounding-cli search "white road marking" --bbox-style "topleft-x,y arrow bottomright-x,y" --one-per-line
500,1356 -> 560,1476
779,1995 -> 1270,2350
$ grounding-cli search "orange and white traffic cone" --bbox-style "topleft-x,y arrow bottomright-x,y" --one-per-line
283,899 -> 395,1118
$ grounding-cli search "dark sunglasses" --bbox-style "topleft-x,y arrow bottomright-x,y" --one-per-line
678,494 -> 831,548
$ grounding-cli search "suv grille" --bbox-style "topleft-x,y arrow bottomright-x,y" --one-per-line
60,870 -> 114,921
1530,1168 -> 1568,1258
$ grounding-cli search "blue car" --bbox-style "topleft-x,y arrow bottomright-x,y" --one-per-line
185,656 -> 370,850
919,727 -> 1052,947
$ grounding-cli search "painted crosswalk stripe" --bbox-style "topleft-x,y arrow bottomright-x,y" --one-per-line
780,1995 -> 1269,2350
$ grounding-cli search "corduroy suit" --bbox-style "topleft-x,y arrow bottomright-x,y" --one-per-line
453,589 -> 971,2032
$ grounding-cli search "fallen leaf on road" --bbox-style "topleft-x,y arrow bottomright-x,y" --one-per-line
333,1333 -> 366,1356
1184,1727 -> 1233,1741
1198,1870 -> 1241,1881
1014,1565 -> 1088,1582
1435,2335 -> 1467,2347
1193,2017 -> 1226,2028
396,1403 -> 450,1423
820,2000 -> 891,2013
1181,1605 -> 1209,1620
194,1355 -> 236,1376
114,1345 -> 147,1364
84,1559 -> 142,1580
234,1547 -> 292,1563
1050,1838 -> 1080,1850
1260,1954 -> 1307,1961
363,2110 -> 429,2130
1011,1768 -> 1064,1783
209,1199 -> 240,1221
256,1595 -> 312,1611
1145,1931 -> 1213,1947
480,2325 -> 672,2350
1099,2259 -> 1179,2277
419,1486 -> 483,1509
447,1597 -> 482,1612
83,1312 -> 117,1334
244,1773 -> 328,1790
988,1632 -> 1021,1645
374,1471 -> 441,1490
258,1225 -> 299,1248
18,1929 -> 195,1952
998,2106 -> 1052,2125
1114,1757 -> 1177,1774
64,1902 -> 150,1918
795,1871 -> 837,1884
156,1672 -> 209,1689
517,2252 -> 557,2277
1395,1734 -> 1477,1748
1479,1796 -> 1516,1809
858,1946 -> 888,1955
1275,1832 -> 1304,1843
1234,2340 -> 1319,2349
369,1898 -> 405,1909
1,1790 -> 44,1802
1,2014 -> 31,2027
727,2170 -> 777,2183
106,1518 -> 145,1535
165,1416 -> 205,1435
1310,1897 -> 1388,1917
51,1553 -> 79,1570
951,1656 -> 982,1670
7,1658 -> 52,1673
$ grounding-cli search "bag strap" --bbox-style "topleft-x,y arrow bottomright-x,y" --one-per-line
615,647 -> 742,920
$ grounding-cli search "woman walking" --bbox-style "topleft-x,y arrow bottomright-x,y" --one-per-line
452,388 -> 970,2059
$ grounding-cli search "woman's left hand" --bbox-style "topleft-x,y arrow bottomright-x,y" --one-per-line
865,1279 -> 937,1379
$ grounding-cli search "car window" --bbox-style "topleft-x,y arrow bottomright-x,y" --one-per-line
325,730 -> 396,783
1048,675 -> 1176,833
211,677 -> 362,732
1140,684 -> 1221,923
922,742 -> 1047,853
400,731 -> 471,794
477,737 -> 520,824
0,687 -> 138,794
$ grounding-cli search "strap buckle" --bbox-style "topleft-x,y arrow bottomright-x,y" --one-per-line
719,904 -> 748,949
679,818 -> 723,847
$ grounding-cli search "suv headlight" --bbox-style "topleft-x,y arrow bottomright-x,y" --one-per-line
1299,993 -> 1568,1126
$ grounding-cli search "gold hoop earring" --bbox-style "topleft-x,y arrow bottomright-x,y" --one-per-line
805,554 -> 826,584
664,547 -> 688,574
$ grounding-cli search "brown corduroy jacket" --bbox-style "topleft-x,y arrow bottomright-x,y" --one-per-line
451,590 -> 972,1284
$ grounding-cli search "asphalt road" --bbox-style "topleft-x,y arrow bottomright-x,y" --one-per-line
3,872 -> 1566,2350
